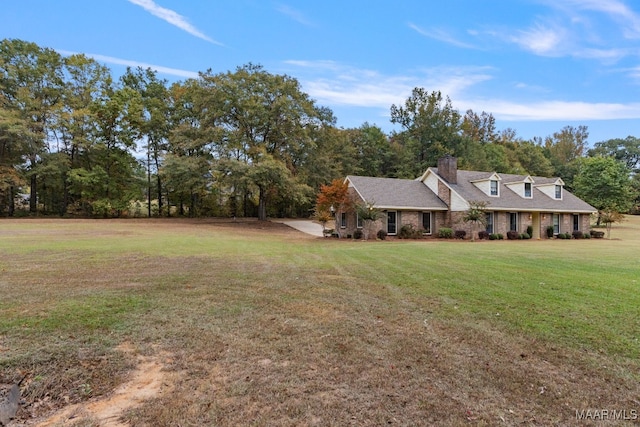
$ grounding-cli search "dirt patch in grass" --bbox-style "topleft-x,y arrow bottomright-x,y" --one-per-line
1,218 -> 639,426
1,345 -> 133,425
32,343 -> 171,427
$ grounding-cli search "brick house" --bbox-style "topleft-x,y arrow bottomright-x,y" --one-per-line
338,156 -> 597,239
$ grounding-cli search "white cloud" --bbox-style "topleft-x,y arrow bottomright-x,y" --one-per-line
552,0 -> 640,38
276,4 -> 314,27
408,23 -> 476,49
493,1 -> 640,62
575,47 -> 631,62
284,60 -> 640,125
462,99 -> 640,121
127,0 -> 223,45
513,82 -> 552,93
284,60 -> 493,108
59,50 -> 199,79
510,21 -> 566,56
626,65 -> 640,81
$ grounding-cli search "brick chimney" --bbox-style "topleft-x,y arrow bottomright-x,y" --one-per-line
438,155 -> 457,184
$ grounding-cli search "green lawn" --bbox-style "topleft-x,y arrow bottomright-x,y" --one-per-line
1,217 -> 639,426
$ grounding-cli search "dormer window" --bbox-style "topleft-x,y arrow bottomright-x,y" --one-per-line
533,179 -> 564,200
490,180 -> 498,196
504,176 -> 534,199
555,185 -> 562,199
471,173 -> 501,196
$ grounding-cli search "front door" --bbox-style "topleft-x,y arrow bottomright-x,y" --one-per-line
531,212 -> 541,239
387,211 -> 397,235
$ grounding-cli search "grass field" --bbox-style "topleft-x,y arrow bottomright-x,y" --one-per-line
1,217 -> 639,426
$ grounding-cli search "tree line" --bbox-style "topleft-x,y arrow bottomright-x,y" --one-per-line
1,39 -> 638,219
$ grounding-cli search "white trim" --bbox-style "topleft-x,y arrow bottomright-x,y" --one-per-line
553,213 -> 560,234
474,207 -> 594,213
345,177 -> 367,204
505,179 -> 534,199
509,212 -> 519,231
485,211 -> 495,234
470,174 -> 501,197
554,184 -> 563,200
490,179 -> 499,197
375,205 -> 448,211
572,214 -> 580,232
524,182 -> 532,198
419,168 -> 468,211
386,210 -> 398,235
422,211 -> 433,235
469,172 -> 502,183
534,182 -> 565,200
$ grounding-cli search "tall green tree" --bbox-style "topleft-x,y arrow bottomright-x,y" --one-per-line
514,141 -> 554,177
544,125 -> 588,165
164,79 -> 219,216
351,122 -> 395,177
589,136 -> 640,173
198,64 -> 334,220
544,125 -> 588,187
461,110 -> 497,145
573,156 -> 634,224
121,67 -> 170,216
47,53 -> 112,214
161,153 -> 210,217
390,89 -> 462,176
82,80 -> 144,215
0,39 -> 64,212
0,107 -> 27,215
297,125 -> 357,193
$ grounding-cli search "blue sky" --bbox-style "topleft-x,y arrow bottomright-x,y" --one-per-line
3,0 -> 640,145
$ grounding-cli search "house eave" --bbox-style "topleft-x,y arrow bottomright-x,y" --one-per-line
376,205 -> 448,211
468,207 -> 597,214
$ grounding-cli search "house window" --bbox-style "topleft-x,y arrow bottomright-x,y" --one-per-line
340,212 -> 347,228
422,212 -> 432,234
553,214 -> 560,234
387,211 -> 397,235
490,180 -> 498,196
509,212 -> 518,231
524,182 -> 532,198
356,213 -> 363,229
555,185 -> 562,199
486,212 -> 494,234
573,214 -> 580,231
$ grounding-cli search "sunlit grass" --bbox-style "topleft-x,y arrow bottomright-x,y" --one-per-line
1,217 -> 639,358
1,216 -> 639,425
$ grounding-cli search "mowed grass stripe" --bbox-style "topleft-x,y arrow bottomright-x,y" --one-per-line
1,217 -> 639,425
1,218 -> 638,359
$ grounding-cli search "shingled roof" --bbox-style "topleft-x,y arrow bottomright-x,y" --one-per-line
346,175 -> 448,210
432,168 -> 596,213
345,166 -> 596,214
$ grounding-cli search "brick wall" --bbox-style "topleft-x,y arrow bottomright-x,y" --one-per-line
437,181 -> 451,226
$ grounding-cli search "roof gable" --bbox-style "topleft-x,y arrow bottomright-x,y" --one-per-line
505,176 -> 535,199
346,175 -> 448,210
470,172 -> 501,183
345,162 -> 596,215
427,168 -> 595,212
470,172 -> 501,197
450,171 -> 593,212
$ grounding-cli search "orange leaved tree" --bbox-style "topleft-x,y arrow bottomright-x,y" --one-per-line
315,178 -> 353,237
